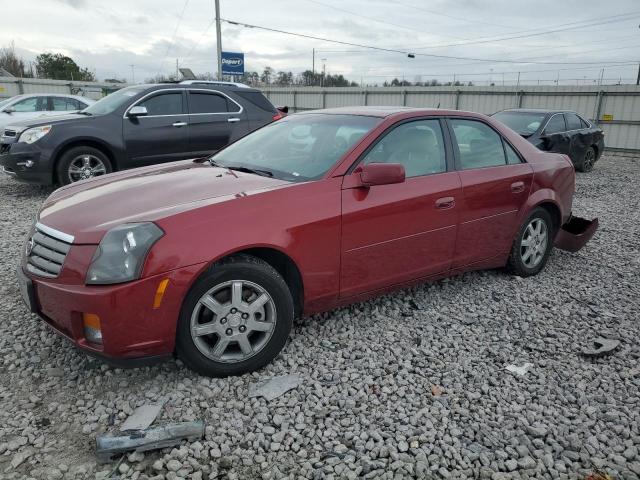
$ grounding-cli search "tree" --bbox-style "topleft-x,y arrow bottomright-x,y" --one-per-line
35,53 -> 95,81
275,71 -> 293,86
0,42 -> 32,77
260,67 -> 274,85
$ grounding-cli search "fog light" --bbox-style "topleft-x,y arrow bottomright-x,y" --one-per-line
25,160 -> 34,168
82,313 -> 103,344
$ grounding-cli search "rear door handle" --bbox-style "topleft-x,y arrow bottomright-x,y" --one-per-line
172,121 -> 188,127
511,181 -> 525,193
227,118 -> 241,123
435,197 -> 455,209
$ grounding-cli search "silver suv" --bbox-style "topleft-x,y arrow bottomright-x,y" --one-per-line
0,93 -> 95,131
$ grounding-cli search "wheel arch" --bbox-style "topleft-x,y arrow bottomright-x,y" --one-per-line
188,245 -> 305,319
52,138 -> 117,183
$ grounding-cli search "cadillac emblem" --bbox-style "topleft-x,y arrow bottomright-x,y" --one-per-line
25,237 -> 35,256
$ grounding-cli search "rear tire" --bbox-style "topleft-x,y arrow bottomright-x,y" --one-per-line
56,146 -> 112,185
176,255 -> 294,377
506,207 -> 554,277
575,146 -> 596,173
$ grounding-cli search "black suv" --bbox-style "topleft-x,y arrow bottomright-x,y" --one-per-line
0,81 -> 283,184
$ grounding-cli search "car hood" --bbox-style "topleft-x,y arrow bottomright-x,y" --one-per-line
2,112 -> 91,132
38,160 -> 292,244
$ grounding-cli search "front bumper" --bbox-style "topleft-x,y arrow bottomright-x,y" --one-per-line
0,142 -> 52,184
18,262 -> 206,365
554,215 -> 599,253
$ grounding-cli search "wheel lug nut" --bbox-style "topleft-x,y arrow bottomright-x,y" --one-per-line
230,308 -> 237,314
220,317 -> 227,324
241,313 -> 248,319
226,328 -> 233,336
239,326 -> 246,333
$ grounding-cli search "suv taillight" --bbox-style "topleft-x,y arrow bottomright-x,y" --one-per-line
272,112 -> 284,121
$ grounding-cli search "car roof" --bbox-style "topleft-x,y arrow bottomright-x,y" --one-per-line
140,82 -> 263,93
498,108 -> 575,115
298,106 -> 475,118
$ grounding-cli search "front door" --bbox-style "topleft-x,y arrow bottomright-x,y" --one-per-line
123,90 -> 189,168
447,118 -> 534,267
340,118 -> 461,298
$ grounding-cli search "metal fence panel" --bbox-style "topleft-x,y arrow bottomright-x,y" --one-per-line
263,85 -> 640,150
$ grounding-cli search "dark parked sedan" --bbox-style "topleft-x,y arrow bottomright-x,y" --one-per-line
0,81 -> 283,185
492,109 -> 605,172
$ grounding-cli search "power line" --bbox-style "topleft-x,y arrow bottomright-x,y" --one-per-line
221,18 -> 640,65
158,0 -> 190,74
183,18 -> 216,61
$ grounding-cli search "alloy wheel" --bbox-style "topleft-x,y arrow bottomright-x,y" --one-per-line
583,148 -> 595,172
68,154 -> 107,182
520,218 -> 548,268
190,280 -> 277,363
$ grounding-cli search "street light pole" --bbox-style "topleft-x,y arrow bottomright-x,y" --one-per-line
215,0 -> 222,80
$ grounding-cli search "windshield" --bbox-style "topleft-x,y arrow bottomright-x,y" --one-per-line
0,97 -> 14,110
83,86 -> 148,115
212,114 -> 381,182
493,111 -> 546,137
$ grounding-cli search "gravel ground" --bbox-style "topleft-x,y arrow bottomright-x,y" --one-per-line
0,153 -> 639,480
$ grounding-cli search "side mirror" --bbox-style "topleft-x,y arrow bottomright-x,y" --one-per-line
277,106 -> 289,114
359,163 -> 405,187
127,105 -> 148,117
3,106 -> 15,114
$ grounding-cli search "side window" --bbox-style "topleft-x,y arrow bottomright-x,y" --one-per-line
450,119 -> 506,169
504,141 -> 523,164
52,97 -> 79,111
189,92 -> 235,114
137,92 -> 183,116
565,113 -> 582,131
362,119 -> 446,178
544,114 -> 566,134
579,116 -> 590,128
11,97 -> 39,112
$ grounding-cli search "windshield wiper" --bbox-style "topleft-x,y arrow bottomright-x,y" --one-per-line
226,166 -> 273,177
76,111 -> 93,116
208,158 -> 224,167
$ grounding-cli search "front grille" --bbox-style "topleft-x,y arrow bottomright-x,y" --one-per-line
25,225 -> 73,278
0,144 -> 10,154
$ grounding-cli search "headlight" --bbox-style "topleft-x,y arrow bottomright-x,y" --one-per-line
86,223 -> 164,285
19,125 -> 52,144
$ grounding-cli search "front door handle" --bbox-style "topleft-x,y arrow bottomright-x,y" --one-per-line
227,118 -> 241,123
172,121 -> 188,127
511,181 -> 525,193
435,197 -> 455,210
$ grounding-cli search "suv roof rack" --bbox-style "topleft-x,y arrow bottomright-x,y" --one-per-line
179,80 -> 251,89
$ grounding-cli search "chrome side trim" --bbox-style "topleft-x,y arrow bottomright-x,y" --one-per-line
35,222 -> 75,244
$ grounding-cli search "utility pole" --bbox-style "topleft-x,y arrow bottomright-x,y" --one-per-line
312,48 -> 315,79
321,59 -> 327,88
129,64 -> 135,84
215,0 -> 222,80
176,58 -> 179,79
636,63 -> 640,85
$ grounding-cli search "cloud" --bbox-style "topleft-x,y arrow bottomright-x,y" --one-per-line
53,0 -> 87,8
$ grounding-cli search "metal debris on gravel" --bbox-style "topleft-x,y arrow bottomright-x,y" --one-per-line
0,153 -> 639,479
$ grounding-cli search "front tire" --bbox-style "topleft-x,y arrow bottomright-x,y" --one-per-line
506,208 -> 554,277
176,255 -> 294,377
56,146 -> 112,185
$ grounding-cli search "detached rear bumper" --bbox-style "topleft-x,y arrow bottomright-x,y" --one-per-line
555,216 -> 598,252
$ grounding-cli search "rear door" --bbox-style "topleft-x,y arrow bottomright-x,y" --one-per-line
186,89 -> 249,157
123,89 -> 189,168
541,113 -> 571,156
447,118 -> 533,267
340,118 -> 461,298
564,112 -> 595,162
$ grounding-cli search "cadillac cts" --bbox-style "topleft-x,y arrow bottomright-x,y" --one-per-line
17,107 -> 598,377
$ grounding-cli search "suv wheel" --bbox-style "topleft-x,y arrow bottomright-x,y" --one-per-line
57,146 -> 112,185
576,146 -> 596,173
176,255 -> 294,377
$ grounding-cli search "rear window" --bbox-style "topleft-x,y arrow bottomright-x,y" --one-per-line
492,111 -> 545,137
565,113 -> 582,131
235,91 -> 277,113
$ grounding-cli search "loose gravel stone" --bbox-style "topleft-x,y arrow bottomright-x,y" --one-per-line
0,154 -> 639,479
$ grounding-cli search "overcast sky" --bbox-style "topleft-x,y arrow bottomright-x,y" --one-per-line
2,0 -> 640,85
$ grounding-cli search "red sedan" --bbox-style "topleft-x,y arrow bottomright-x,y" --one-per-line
17,107 -> 598,376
